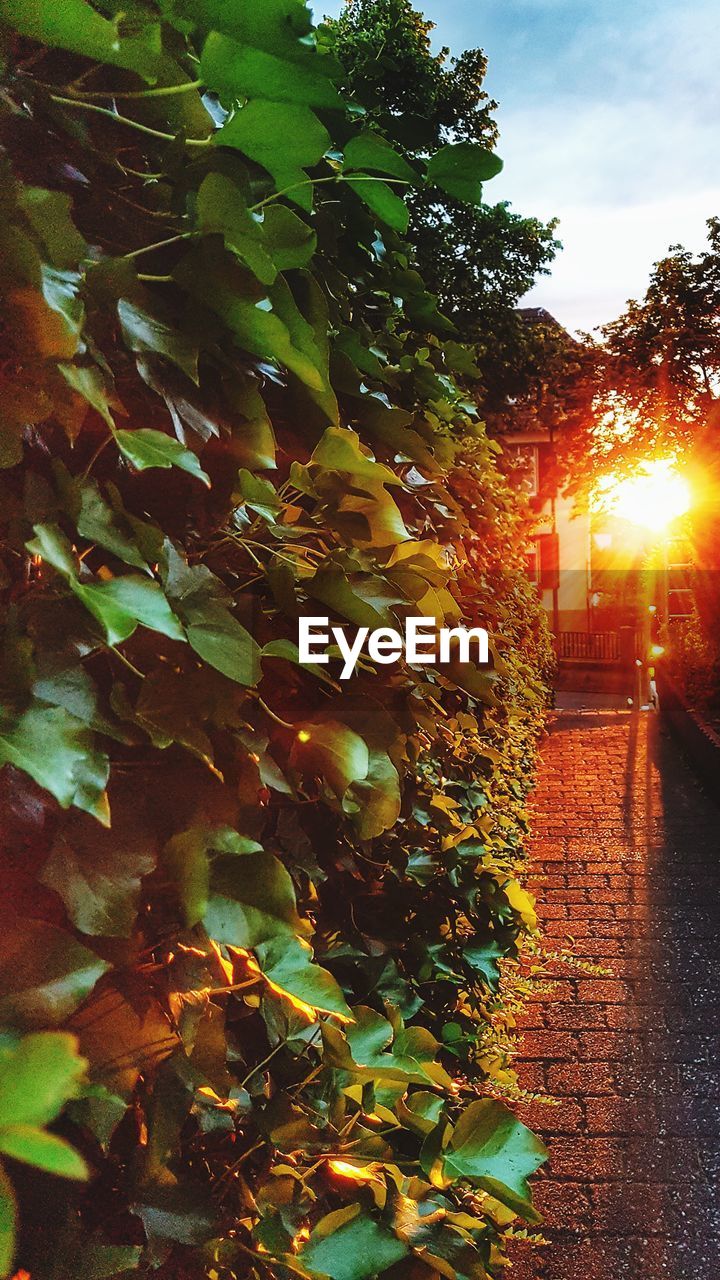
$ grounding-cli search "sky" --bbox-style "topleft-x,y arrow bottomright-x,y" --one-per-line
320,0 -> 720,334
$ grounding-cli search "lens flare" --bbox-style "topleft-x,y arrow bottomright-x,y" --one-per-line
594,460 -> 691,529
595,460 -> 691,533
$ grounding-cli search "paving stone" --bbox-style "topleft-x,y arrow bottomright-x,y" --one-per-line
513,709 -> 720,1280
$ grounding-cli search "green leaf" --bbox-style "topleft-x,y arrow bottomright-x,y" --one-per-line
346,177 -> 409,233
343,133 -> 417,184
0,1166 -> 16,1280
0,919 -> 108,1028
204,846 -> 309,948
0,1126 -> 88,1179
1,0 -> 163,79
162,828 -> 211,927
235,468 -> 282,521
0,703 -> 109,820
292,719 -> 369,798
254,936 -> 353,1020
462,940 -> 504,992
214,101 -> 330,210
82,576 -> 186,646
176,0 -> 314,58
115,427 -> 209,487
197,173 -> 277,285
184,600 -> 261,686
65,474 -> 150,572
262,205 -> 316,271
118,298 -> 199,383
27,523 -> 185,647
18,187 -> 87,270
426,143 -> 503,205
299,1205 -> 408,1280
344,748 -> 400,840
310,427 -> 402,486
322,1006 -> 450,1087
0,1033 -> 86,1131
59,363 -> 117,428
202,35 -> 342,108
173,244 -> 326,390
443,1099 -> 547,1221
40,813 -> 156,938
66,1241 -> 143,1279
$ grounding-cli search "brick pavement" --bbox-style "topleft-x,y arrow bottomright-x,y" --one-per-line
511,709 -> 720,1280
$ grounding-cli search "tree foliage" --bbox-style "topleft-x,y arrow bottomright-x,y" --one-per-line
331,0 -> 561,410
0,1 -> 552,1276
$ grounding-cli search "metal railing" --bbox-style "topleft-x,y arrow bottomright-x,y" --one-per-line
557,630 -> 620,662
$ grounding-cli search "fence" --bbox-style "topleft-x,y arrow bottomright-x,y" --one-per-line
557,631 -> 620,662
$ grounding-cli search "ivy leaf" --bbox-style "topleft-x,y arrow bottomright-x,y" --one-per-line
0,1033 -> 87,1129
292,720 -> 369,798
84,577 -> 185,646
62,473 -> 150,572
184,600 -> 261,686
426,143 -> 503,205
202,35 -> 342,109
40,812 -> 156,938
346,178 -> 409,233
0,919 -> 108,1028
197,173 -> 278,285
502,879 -> 538,931
131,666 -> 216,766
310,427 -> 402,487
162,827 -> 212,927
235,468 -> 282,521
118,299 -> 199,384
0,703 -> 109,821
173,244 -> 326,390
262,205 -> 316,271
343,748 -> 400,840
443,1099 -> 547,1221
299,1205 -> 408,1280
0,1126 -> 88,1179
59,363 -> 117,429
3,0 -> 163,79
323,1007 -> 450,1086
58,1241 -> 143,1279
17,187 -> 87,271
115,428 -> 209,487
462,940 -> 504,992
214,101 -> 330,210
344,133 -> 417,184
254,936 -> 353,1020
179,0 -> 314,58
204,845 -> 310,948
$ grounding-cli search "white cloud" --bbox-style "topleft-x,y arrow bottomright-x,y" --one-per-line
519,192 -> 720,334
319,0 -> 720,331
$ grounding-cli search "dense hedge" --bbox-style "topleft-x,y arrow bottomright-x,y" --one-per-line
0,3 -> 552,1277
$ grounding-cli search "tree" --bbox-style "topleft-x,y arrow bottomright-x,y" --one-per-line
330,0 -> 561,409
557,220 -> 720,649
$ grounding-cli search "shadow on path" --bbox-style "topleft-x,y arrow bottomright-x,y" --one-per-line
511,705 -> 720,1280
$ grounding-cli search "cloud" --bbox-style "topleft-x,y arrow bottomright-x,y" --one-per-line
320,0 -> 720,330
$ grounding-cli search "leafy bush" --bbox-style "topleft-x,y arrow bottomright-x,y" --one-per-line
0,2 -> 551,1276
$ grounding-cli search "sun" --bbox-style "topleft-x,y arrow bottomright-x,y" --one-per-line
594,460 -> 691,533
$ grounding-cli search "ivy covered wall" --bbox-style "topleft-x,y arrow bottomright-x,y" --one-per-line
0,2 -> 553,1276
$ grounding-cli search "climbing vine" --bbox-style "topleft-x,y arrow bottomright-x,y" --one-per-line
0,2 -> 552,1277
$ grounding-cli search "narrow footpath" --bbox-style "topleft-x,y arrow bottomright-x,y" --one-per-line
512,707 -> 720,1280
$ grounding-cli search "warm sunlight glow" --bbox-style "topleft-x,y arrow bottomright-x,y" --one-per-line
595,460 -> 691,533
